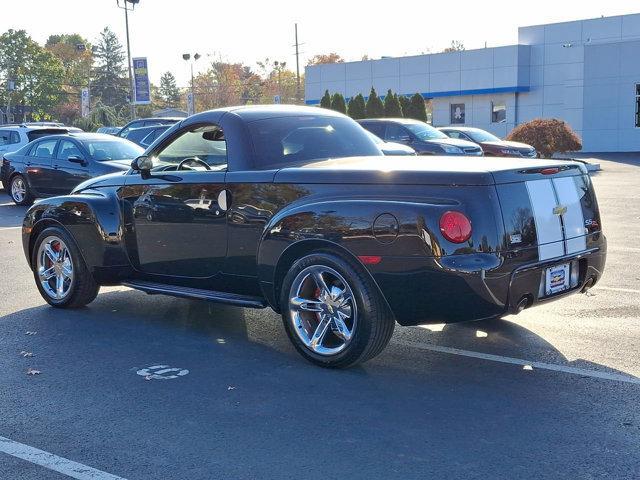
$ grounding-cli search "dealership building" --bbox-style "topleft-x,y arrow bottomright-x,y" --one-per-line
305,13 -> 640,152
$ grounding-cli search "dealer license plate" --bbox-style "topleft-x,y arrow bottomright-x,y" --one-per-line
545,263 -> 570,296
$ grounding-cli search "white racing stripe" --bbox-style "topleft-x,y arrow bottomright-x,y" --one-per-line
0,436 -> 127,480
525,180 -> 564,260
553,176 -> 587,254
396,341 -> 640,385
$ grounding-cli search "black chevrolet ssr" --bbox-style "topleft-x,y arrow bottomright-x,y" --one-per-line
21,106 -> 606,367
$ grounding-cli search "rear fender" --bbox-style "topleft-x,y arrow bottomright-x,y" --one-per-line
257,198 -> 449,308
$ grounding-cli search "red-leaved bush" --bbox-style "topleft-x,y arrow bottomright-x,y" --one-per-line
507,118 -> 582,158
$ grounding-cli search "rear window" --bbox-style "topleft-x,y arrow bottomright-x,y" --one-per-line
81,139 -> 144,161
26,129 -> 68,142
247,116 -> 381,168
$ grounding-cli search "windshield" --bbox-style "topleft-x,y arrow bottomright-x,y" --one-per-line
466,129 -> 501,143
248,115 -> 382,168
405,123 -> 448,141
81,139 -> 144,161
366,130 -> 384,145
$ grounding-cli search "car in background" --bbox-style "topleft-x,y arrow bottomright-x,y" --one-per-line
439,127 -> 537,158
122,125 -> 171,148
2,132 -> 143,205
365,130 -> 415,155
96,126 -> 122,135
116,117 -> 181,138
0,124 -> 83,159
358,118 -> 483,156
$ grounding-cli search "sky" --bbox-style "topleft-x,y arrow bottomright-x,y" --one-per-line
3,0 -> 640,87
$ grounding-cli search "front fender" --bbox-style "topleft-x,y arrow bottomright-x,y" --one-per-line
22,189 -> 131,279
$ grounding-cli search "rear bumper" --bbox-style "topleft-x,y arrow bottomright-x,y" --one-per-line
368,236 -> 606,326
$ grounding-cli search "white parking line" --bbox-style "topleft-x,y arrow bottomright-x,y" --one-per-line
0,226 -> 22,230
0,436 -> 127,480
594,286 -> 640,294
396,341 -> 640,385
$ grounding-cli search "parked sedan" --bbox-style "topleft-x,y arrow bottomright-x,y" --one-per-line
123,125 -> 171,148
116,117 -> 181,138
358,118 -> 483,156
366,131 -> 415,155
2,133 -> 143,205
439,127 -> 537,157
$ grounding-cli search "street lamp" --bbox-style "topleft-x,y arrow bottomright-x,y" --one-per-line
182,53 -> 201,115
116,0 -> 140,120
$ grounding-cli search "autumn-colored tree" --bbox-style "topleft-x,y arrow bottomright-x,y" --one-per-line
384,89 -> 402,117
330,93 -> 346,114
320,90 -> 332,109
507,119 -> 582,158
307,53 -> 344,65
347,94 -> 366,119
365,88 -> 384,118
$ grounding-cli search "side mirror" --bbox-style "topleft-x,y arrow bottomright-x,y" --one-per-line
68,155 -> 87,166
131,155 -> 153,179
131,155 -> 153,171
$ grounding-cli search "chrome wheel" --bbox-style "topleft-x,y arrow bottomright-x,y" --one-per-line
11,177 -> 26,203
36,236 -> 74,300
288,265 -> 357,356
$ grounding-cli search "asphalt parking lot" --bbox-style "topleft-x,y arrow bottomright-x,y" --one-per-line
0,156 -> 639,480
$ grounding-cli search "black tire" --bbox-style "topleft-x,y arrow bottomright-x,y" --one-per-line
280,251 -> 395,368
31,226 -> 99,308
9,174 -> 34,206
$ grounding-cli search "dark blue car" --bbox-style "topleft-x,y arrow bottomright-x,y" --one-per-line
358,118 -> 483,156
1,132 -> 143,205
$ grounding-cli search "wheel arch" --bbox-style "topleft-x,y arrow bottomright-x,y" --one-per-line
267,238 -> 393,319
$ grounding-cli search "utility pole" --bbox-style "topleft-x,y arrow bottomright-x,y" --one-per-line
294,23 -> 301,103
117,0 -> 138,120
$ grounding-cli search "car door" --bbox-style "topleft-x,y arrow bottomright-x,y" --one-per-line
25,138 -> 59,195
53,139 -> 92,194
384,123 -> 412,145
121,121 -> 228,281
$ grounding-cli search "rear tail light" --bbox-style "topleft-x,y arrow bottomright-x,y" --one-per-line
439,211 -> 472,243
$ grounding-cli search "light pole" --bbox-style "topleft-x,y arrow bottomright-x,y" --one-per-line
182,53 -> 200,114
117,0 -> 139,120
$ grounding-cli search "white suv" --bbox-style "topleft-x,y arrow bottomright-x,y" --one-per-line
0,123 -> 80,157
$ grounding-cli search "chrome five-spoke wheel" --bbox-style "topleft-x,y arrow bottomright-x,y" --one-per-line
288,265 -> 357,356
36,236 -> 74,300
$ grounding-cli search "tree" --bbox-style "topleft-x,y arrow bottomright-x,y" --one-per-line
91,27 -> 129,111
399,95 -> 411,117
347,93 -> 366,119
384,89 -> 402,117
320,90 -> 332,109
157,71 -> 181,108
330,93 -> 346,114
443,40 -> 465,53
365,87 -> 384,118
307,53 -> 344,65
403,93 -> 427,122
506,119 -> 582,158
0,29 -> 64,121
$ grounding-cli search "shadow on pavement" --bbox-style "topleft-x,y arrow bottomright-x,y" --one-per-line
0,192 -> 27,228
0,289 -> 639,479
